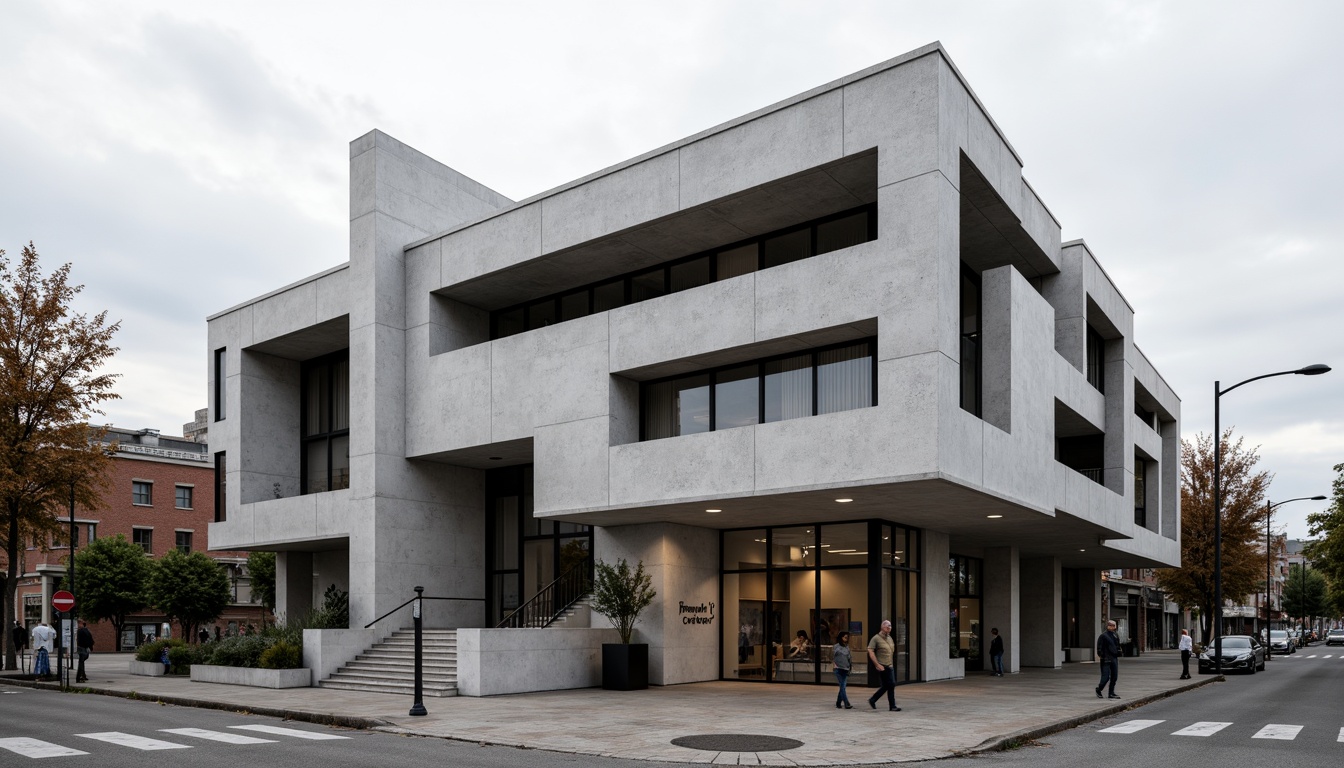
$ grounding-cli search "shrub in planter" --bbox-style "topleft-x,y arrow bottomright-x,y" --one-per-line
258,640 -> 302,670
167,644 -> 203,674
591,558 -> 656,691
203,635 -> 273,668
134,638 -> 187,663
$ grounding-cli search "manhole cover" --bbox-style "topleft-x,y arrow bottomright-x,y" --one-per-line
671,734 -> 804,752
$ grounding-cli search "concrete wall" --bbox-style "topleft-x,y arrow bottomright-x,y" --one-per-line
456,627 -> 620,696
1020,557 -> 1062,668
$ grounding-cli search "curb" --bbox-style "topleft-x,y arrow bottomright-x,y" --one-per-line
960,674 -> 1224,755
0,677 -> 393,731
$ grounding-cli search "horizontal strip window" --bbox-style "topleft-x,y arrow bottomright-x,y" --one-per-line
491,204 -> 877,340
640,338 -> 876,441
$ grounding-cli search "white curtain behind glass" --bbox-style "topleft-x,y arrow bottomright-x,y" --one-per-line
817,343 -> 872,415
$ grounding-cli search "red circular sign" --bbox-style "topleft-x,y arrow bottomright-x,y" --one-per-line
51,591 -> 75,612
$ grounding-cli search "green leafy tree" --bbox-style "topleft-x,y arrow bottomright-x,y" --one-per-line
1304,463 -> 1344,618
1282,563 -> 1328,625
68,534 -> 150,651
590,558 -> 656,644
246,551 -> 276,615
1155,430 -> 1271,639
0,244 -> 120,670
148,550 -> 230,642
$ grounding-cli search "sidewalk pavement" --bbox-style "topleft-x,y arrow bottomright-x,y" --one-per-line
4,650 -> 1216,765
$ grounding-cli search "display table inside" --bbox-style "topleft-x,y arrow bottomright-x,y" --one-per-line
773,658 -> 869,682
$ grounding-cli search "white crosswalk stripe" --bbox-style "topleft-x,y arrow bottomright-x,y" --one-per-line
1338,727 -> 1344,743
76,731 -> 192,750
1171,722 -> 1232,737
1252,724 -> 1303,740
1098,720 -> 1165,734
0,737 -> 89,758
228,724 -> 351,740
160,728 -> 277,744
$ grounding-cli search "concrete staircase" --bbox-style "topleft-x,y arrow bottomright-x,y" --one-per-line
318,628 -> 458,697
545,597 -> 593,628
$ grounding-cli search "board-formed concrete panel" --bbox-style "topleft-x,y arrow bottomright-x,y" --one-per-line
541,152 -> 680,254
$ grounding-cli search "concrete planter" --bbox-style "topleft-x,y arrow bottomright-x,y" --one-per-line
189,664 -> 311,689
128,660 -> 167,677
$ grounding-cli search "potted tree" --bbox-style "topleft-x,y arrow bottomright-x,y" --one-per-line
591,558 -> 656,690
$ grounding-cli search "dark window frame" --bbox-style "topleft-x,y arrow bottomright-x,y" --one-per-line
490,204 -> 878,340
132,481 -> 152,506
175,531 -> 192,554
959,265 -> 981,417
638,337 -> 878,441
215,452 -> 226,523
300,349 -> 351,495
1086,326 -> 1106,394
214,347 -> 227,421
133,528 -> 153,554
175,485 -> 193,510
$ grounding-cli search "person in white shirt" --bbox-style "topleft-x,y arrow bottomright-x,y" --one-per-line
30,621 -> 56,679
1178,628 -> 1193,680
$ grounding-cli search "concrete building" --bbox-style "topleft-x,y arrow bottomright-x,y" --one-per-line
207,43 -> 1180,694
10,425 -> 266,652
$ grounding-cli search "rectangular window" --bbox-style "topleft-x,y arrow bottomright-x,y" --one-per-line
490,204 -> 877,341
960,267 -> 981,416
1086,326 -> 1105,394
133,528 -> 152,554
716,244 -> 758,280
641,339 -> 875,441
175,485 -> 193,510
816,343 -> 873,416
1134,458 -> 1147,528
302,351 -> 351,495
214,348 -> 227,421
763,354 -> 812,423
132,481 -> 152,506
215,452 -> 227,523
762,228 -> 811,269
176,531 -> 192,553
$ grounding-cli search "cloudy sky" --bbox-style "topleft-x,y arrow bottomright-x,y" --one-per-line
1,1 -> 1340,538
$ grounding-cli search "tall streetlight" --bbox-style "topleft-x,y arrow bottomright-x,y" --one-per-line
1213,363 -> 1330,674
1264,496 -> 1325,660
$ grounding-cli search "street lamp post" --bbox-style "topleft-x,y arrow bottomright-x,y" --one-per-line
1213,363 -> 1329,675
1264,496 -> 1325,661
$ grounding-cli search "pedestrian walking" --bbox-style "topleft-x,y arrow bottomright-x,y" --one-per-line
1095,620 -> 1121,699
1177,628 -> 1192,680
989,627 -> 1005,676
75,620 -> 94,683
832,631 -> 853,709
198,627 -> 209,644
30,620 -> 56,680
866,619 -> 901,711
11,620 -> 27,655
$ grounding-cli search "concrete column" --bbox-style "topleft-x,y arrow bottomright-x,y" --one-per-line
1020,557 -> 1062,668
983,546 -> 1019,672
594,523 -> 719,686
276,551 -> 314,625
1160,419 -> 1180,540
921,530 -> 954,681
980,266 -> 1013,433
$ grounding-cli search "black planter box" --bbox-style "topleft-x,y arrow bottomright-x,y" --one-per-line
602,643 -> 649,690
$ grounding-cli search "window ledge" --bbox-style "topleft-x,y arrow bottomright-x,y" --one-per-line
132,503 -> 153,507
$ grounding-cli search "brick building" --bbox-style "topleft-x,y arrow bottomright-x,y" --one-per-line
8,424 -> 267,652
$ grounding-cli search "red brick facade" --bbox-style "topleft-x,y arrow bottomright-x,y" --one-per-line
7,429 -> 268,653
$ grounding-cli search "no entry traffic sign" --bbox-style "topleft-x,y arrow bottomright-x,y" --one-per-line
51,590 -> 75,612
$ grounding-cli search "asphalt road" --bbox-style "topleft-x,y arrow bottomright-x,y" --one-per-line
0,682 -> 689,768
940,643 -> 1344,768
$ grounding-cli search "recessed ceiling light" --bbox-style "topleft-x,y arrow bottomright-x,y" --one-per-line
835,498 -> 853,503
987,514 -> 1003,519
706,509 -> 721,513
1079,549 -> 1086,552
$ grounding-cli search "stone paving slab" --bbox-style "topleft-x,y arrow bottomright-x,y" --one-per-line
2,651 -> 1217,764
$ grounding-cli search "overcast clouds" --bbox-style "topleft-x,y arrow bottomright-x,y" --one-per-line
1,1 -> 1339,538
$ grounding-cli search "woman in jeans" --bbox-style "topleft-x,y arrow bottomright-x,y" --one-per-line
833,631 -> 853,708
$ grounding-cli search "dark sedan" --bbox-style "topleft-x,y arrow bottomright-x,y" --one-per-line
1198,635 -> 1267,674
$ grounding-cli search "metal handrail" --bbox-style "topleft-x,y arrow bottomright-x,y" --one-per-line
497,556 -> 593,629
363,594 -> 485,629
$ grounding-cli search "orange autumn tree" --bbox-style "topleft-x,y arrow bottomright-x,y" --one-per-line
1156,430 -> 1271,640
1,243 -> 119,670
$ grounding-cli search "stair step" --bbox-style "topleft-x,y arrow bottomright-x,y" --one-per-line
330,670 -> 457,684
319,680 -> 457,697
344,660 -> 456,671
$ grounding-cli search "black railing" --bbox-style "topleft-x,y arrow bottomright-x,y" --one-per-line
362,588 -> 484,717
497,556 -> 593,629
1077,467 -> 1103,484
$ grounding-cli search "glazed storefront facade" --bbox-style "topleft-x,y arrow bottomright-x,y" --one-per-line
721,520 -> 920,686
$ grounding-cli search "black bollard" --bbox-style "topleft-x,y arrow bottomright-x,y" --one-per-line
409,586 -> 426,716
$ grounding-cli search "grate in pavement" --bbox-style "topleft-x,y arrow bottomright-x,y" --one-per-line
671,734 -> 804,752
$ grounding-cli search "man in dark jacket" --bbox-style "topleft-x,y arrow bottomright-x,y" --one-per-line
1095,620 -> 1121,699
11,621 -> 27,666
989,628 -> 1005,676
75,620 -> 95,683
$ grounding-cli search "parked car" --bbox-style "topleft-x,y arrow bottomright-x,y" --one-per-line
1326,629 -> 1344,646
1267,630 -> 1295,655
1198,635 -> 1266,674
